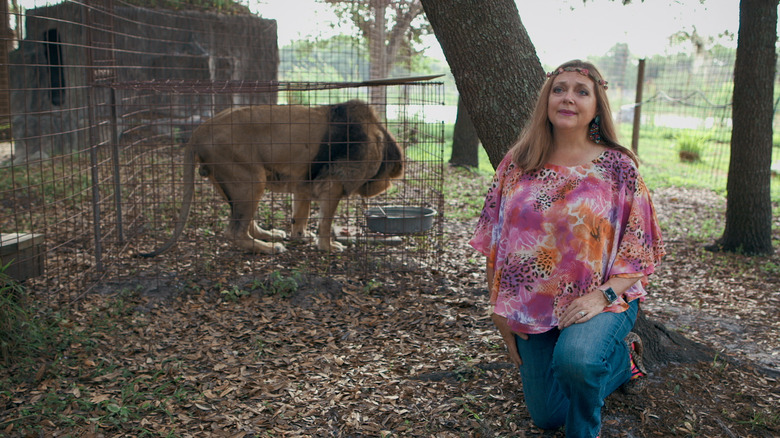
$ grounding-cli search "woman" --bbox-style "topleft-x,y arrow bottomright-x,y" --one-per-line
469,60 -> 665,438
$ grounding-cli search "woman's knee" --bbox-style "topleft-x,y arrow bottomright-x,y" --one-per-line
552,344 -> 604,385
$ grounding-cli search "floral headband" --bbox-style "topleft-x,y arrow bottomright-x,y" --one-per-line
546,67 -> 609,90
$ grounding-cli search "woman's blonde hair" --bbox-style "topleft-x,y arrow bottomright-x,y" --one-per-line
508,59 -> 638,171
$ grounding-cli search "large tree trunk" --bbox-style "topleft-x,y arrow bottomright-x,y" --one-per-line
713,0 -> 776,255
633,307 -> 713,369
449,95 -> 480,168
420,0 -> 544,168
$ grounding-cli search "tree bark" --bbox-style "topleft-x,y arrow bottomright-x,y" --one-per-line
449,95 -> 480,168
713,0 -> 777,255
633,307 -> 714,369
419,0 -> 544,168
369,0 -> 390,110
361,0 -> 424,114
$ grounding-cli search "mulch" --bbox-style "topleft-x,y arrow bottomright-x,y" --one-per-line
1,181 -> 778,437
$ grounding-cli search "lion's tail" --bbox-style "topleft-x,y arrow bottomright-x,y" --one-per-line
138,145 -> 197,257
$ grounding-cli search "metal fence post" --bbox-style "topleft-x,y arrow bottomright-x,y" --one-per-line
109,87 -> 124,243
631,58 -> 645,156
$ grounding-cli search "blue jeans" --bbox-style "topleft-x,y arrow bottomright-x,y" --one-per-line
514,300 -> 639,438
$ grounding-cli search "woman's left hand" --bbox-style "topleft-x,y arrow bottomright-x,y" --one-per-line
558,289 -> 608,330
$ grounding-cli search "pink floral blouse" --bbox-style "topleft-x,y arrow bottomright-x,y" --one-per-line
469,149 -> 665,334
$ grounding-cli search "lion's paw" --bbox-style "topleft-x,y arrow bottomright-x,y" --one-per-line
272,242 -> 287,254
251,226 -> 287,241
318,239 -> 345,252
270,229 -> 287,240
291,230 -> 315,242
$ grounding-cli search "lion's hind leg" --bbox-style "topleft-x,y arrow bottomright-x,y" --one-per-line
246,189 -> 286,242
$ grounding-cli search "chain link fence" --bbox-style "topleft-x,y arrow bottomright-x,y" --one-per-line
2,1 -> 777,299
587,44 -> 778,193
1,0 -> 446,300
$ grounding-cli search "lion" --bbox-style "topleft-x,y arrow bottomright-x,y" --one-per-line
140,99 -> 403,256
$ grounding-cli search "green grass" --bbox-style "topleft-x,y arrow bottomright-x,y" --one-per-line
0,269 -> 52,367
437,122 -> 779,202
0,279 -> 201,436
674,129 -> 709,162
627,124 -> 780,206
0,266 -> 92,373
434,121 -> 780,226
627,124 -> 728,193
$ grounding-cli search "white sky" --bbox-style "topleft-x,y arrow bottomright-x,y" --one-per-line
255,0 -> 745,66
13,0 -> 750,66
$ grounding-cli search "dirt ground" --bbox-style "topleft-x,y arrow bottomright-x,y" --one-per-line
1,176 -> 778,437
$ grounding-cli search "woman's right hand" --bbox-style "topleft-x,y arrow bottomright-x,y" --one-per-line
491,313 -> 528,366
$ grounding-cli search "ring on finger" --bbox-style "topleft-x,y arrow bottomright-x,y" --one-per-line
578,311 -> 586,318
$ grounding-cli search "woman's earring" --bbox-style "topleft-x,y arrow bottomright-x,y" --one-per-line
588,115 -> 601,144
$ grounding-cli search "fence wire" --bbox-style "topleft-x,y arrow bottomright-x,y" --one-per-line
2,1 -> 777,300
1,0 -> 445,301
588,45 -> 776,192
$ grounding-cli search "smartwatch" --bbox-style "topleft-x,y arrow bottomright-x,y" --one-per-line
600,286 -> 619,305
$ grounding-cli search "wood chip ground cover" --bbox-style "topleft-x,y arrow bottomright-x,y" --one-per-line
1,175 -> 778,437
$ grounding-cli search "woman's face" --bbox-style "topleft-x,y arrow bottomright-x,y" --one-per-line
546,71 -> 598,135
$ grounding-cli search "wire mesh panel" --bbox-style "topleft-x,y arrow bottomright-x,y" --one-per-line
8,0 -> 763,299
635,53 -> 734,189
3,0 -> 109,297
112,80 -> 444,283
1,0 -> 445,299
581,47 -> 741,192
